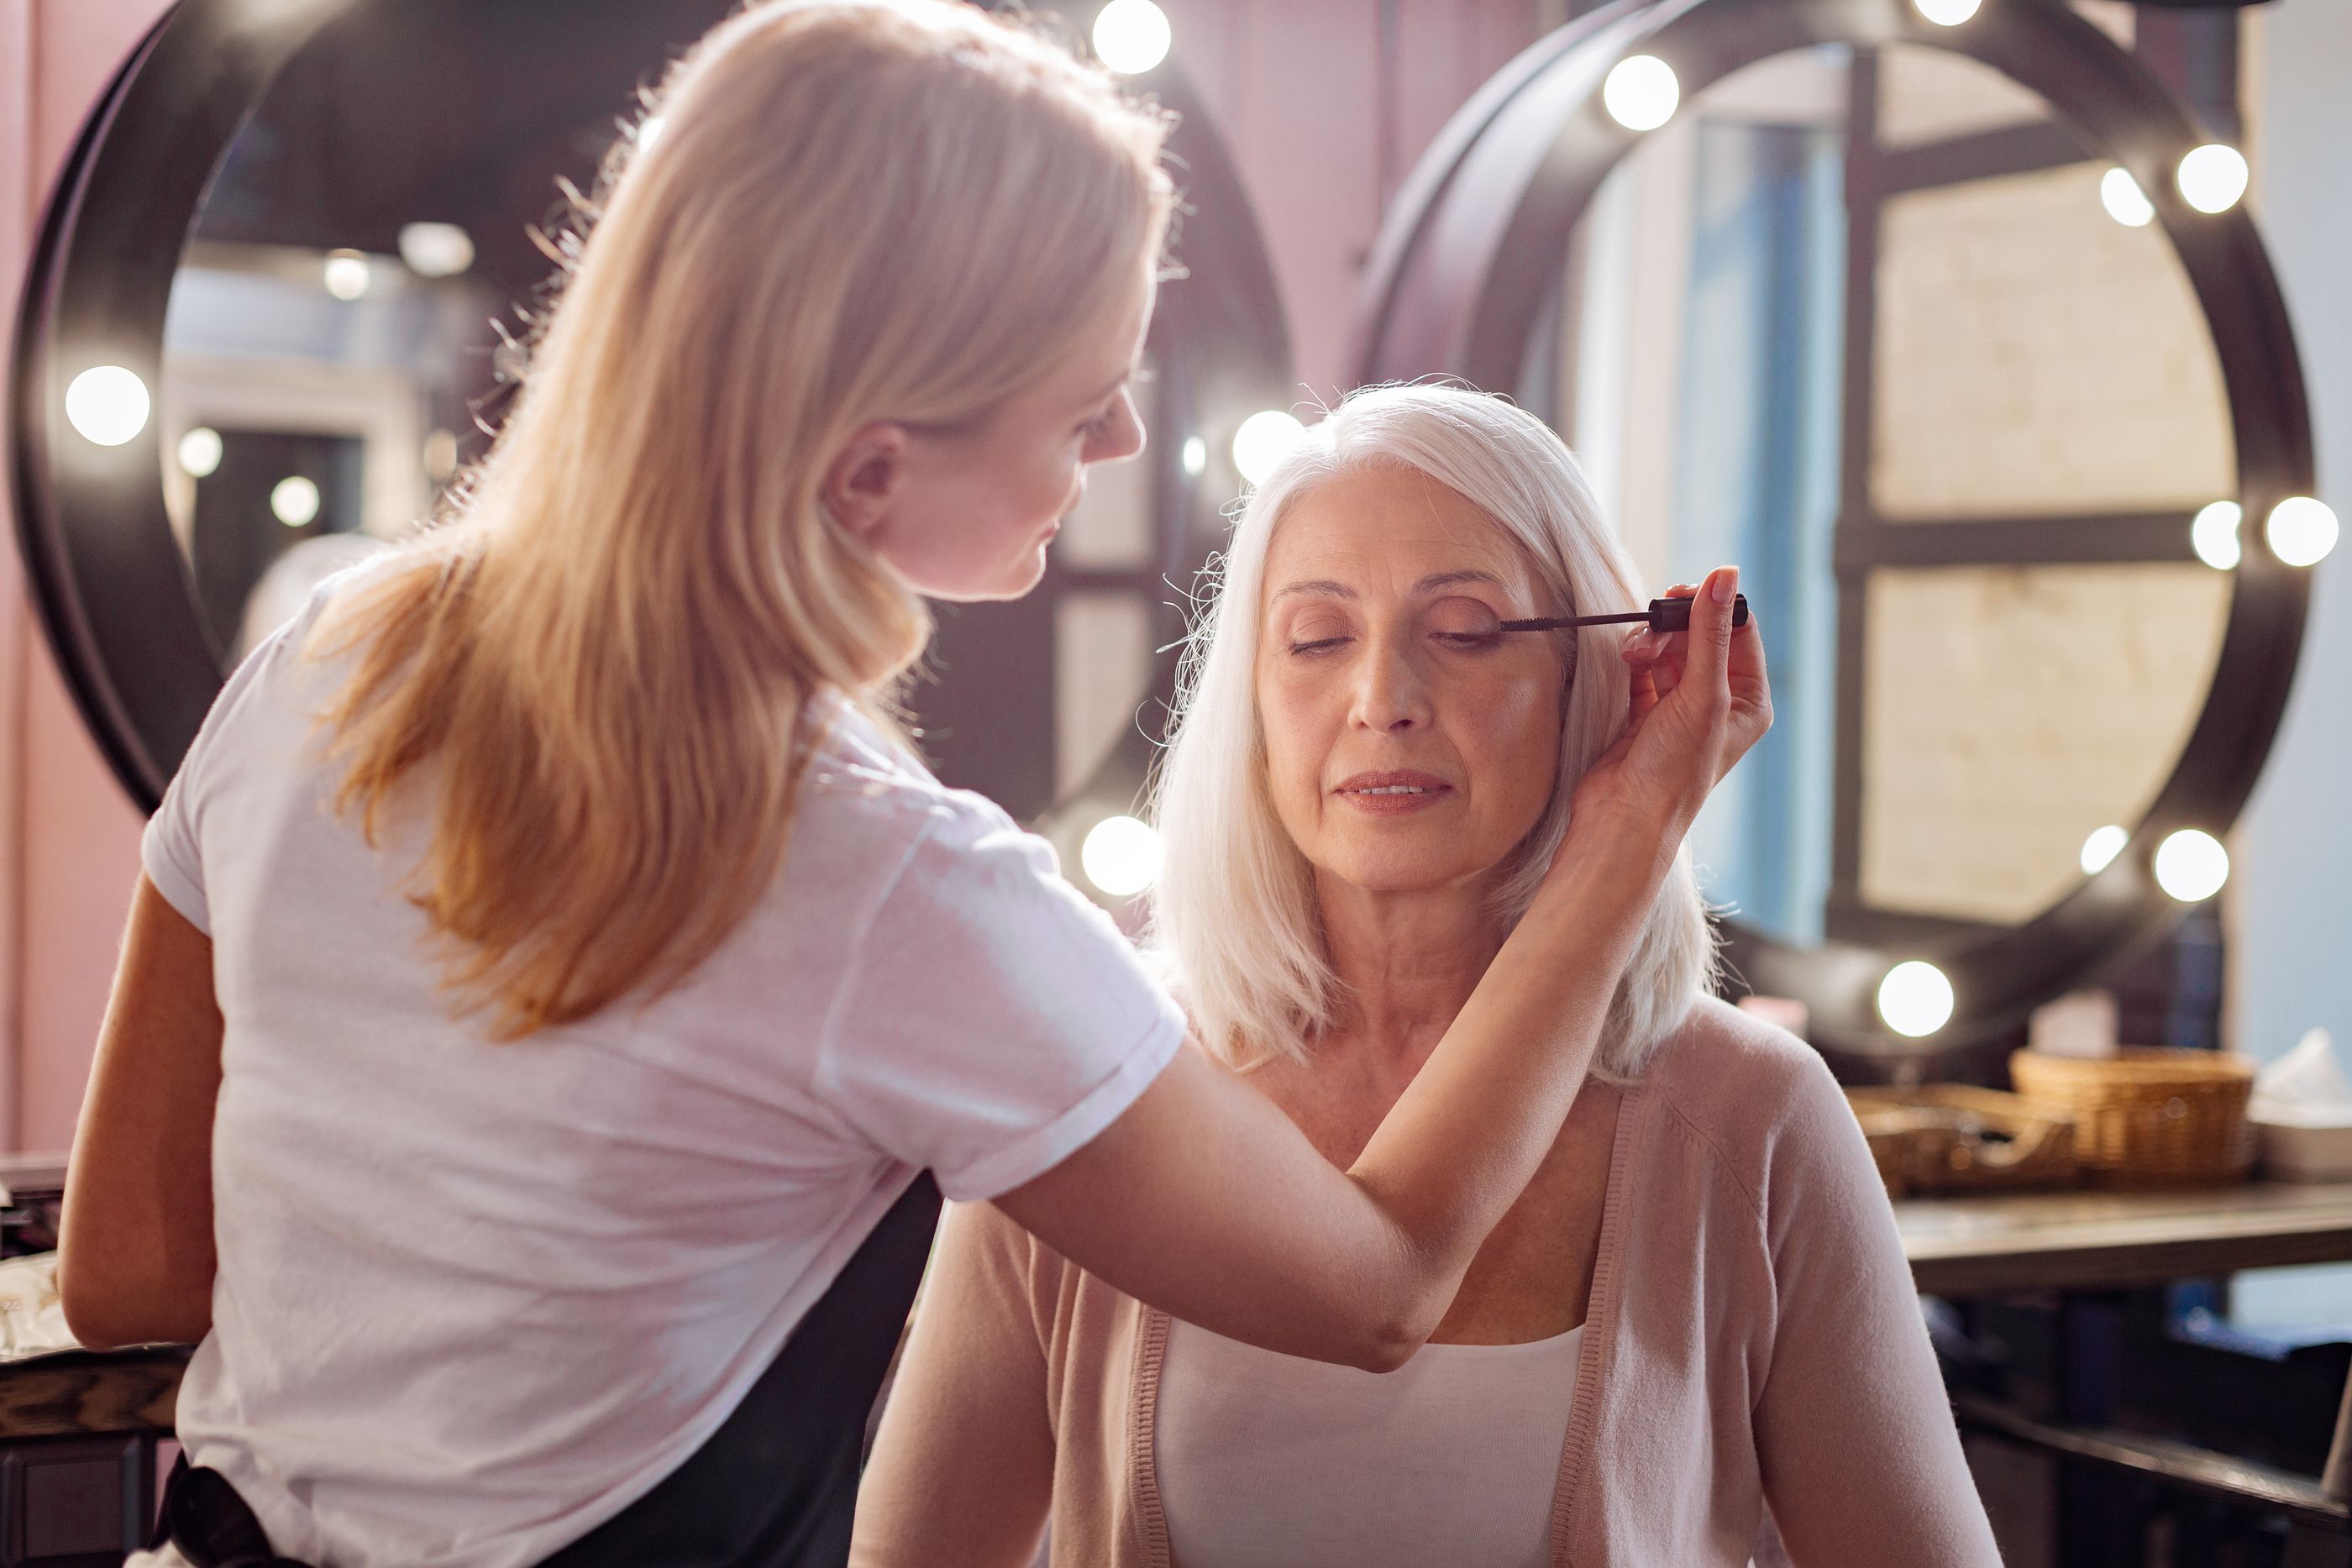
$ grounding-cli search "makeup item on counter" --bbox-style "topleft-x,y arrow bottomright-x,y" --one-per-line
2028,990 -> 2121,1060
1499,595 -> 1750,635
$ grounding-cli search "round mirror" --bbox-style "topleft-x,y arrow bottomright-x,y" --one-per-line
1352,0 -> 2317,1056
1543,41 -> 2235,957
18,0 -> 1289,849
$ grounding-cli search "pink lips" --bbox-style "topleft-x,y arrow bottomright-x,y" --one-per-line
1331,769 -> 1454,816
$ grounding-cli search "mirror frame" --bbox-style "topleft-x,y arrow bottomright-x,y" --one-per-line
1350,0 -> 2315,1058
10,0 -> 1291,825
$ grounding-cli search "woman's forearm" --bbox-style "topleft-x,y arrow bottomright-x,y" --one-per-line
1339,805 -> 1675,1353
996,806 -> 1680,1370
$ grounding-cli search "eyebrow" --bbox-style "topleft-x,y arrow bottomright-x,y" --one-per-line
1080,359 -> 1147,409
1269,569 -> 1509,603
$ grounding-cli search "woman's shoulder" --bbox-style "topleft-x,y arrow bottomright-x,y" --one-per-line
1630,997 -> 1857,1201
794,705 -> 1044,878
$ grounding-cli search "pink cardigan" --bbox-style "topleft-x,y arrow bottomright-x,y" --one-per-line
853,999 -> 2002,1567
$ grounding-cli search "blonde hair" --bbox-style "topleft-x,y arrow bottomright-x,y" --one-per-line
1149,385 -> 1715,1079
311,0 -> 1173,1039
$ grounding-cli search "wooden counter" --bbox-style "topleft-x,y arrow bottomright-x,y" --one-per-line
1896,1179 -> 2352,1298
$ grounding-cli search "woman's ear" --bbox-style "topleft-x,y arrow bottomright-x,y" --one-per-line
822,422 -> 911,539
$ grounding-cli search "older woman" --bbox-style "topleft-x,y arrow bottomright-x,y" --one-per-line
852,386 -> 1998,1567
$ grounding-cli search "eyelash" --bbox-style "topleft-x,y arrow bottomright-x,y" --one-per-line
1284,632 -> 1502,657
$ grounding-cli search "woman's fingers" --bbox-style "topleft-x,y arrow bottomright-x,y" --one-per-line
1681,566 -> 1738,712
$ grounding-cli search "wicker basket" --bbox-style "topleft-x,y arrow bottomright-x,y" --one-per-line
2008,1048 -> 2255,1188
1847,1085 -> 2078,1197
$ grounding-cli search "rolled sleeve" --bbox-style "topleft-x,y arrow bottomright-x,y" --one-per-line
816,800 -> 1187,1202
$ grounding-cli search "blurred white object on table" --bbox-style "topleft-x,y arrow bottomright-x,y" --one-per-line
2252,1028 -> 2352,1182
0,1254 -> 80,1362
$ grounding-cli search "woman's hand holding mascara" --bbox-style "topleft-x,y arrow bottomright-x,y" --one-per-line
1566,565 -> 1772,857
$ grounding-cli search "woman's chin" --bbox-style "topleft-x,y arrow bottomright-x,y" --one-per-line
926,542 -> 1053,604
1315,852 -> 1483,899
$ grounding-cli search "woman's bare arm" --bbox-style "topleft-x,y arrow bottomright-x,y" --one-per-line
59,877 -> 221,1350
997,568 -> 1767,1369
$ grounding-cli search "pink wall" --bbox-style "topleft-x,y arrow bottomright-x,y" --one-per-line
1178,0 -> 1537,401
3,0 -> 171,1155
0,0 -> 1538,1154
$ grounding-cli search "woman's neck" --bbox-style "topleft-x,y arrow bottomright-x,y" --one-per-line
1310,874 -> 1507,1085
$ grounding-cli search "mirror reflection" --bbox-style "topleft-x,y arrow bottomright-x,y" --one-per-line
155,0 -> 1173,825
1541,42 -> 2235,952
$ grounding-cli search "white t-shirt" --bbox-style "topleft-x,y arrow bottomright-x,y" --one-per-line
136,578 -> 1184,1568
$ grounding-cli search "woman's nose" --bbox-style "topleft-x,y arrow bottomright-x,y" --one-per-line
1084,388 -> 1146,465
1351,637 -> 1431,733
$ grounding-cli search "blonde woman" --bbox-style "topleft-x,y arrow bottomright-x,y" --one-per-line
60,6 -> 1762,1566
855,386 -> 1998,1568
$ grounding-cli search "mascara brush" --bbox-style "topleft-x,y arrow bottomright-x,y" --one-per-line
1499,595 -> 1750,635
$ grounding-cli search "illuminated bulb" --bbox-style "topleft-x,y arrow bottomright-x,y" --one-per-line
638,114 -> 668,151
1232,409 -> 1305,487
177,426 -> 224,480
1603,55 -> 1679,132
2155,829 -> 2229,902
270,475 -> 322,528
2176,144 -> 2249,215
1181,435 -> 1208,477
1877,961 -> 1955,1040
1913,0 -> 1981,24
64,365 -> 150,448
2190,501 -> 2242,570
323,249 -> 371,302
2266,496 -> 2339,568
1092,0 -> 1172,75
2080,824 -> 2129,876
397,222 -> 475,279
2100,167 -> 2155,228
1081,814 -> 1163,896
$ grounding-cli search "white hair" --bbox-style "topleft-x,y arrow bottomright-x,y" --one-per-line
1147,383 -> 1716,1079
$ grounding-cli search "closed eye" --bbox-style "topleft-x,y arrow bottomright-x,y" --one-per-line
1433,630 -> 1503,650
1287,635 -> 1351,656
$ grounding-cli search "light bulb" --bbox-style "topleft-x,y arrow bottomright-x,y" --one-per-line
177,426 -> 224,480
2266,496 -> 2339,568
1181,435 -> 1208,477
1877,961 -> 1956,1039
271,475 -> 322,528
397,222 -> 475,279
1603,55 -> 1679,132
1092,0 -> 1172,76
1913,0 -> 1981,24
2190,501 -> 2242,570
2176,144 -> 2249,215
2100,167 -> 2155,228
1232,410 -> 1305,487
323,249 -> 371,302
2155,829 -> 2229,902
1082,814 -> 1163,896
2081,825 -> 2129,877
64,366 -> 150,448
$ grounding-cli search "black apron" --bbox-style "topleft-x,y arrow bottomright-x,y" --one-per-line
160,1173 -> 942,1568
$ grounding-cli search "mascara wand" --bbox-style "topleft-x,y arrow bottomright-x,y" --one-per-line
1499,595 -> 1749,635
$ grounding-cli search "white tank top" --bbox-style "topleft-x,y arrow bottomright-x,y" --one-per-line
1154,1317 -> 1584,1568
